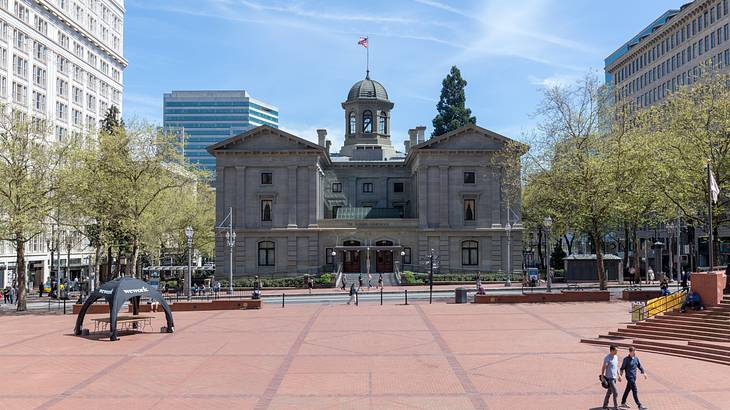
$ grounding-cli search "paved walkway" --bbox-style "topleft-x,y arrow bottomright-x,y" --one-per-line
1,301 -> 727,409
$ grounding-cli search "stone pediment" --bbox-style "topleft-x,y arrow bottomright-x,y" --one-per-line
410,124 -> 517,151
207,125 -> 325,154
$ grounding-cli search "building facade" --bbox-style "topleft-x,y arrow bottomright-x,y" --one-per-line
604,0 -> 730,273
606,0 -> 730,109
163,90 -> 279,176
208,75 -> 523,278
0,0 -> 126,288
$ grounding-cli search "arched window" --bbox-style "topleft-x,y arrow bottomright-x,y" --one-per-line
349,112 -> 356,134
362,110 -> 372,133
462,240 -> 479,266
378,111 -> 387,134
258,241 -> 275,266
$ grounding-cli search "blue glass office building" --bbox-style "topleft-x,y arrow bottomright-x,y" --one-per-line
163,90 -> 279,176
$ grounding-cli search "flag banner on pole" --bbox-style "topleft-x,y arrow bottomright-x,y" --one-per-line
710,168 -> 720,203
358,36 -> 368,48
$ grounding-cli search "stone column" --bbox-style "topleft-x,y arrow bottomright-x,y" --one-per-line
417,167 -> 428,227
288,166 -> 297,228
309,166 -> 319,227
439,166 -> 449,227
235,166 -> 246,228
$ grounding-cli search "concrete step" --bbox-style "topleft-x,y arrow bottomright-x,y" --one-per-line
649,316 -> 730,330
633,339 -> 730,358
631,322 -> 730,337
611,328 -> 730,343
582,338 -> 730,366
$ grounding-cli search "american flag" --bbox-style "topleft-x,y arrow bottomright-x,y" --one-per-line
358,36 -> 368,48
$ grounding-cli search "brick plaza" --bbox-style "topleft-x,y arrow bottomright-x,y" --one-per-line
1,301 -> 728,409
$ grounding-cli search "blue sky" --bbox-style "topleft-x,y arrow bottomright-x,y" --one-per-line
123,0 -> 687,151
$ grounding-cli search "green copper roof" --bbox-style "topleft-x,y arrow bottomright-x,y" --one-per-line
335,207 -> 402,219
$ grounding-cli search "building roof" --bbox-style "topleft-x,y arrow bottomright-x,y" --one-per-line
347,78 -> 389,101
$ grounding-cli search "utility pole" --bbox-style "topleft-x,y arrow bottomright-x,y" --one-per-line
429,249 -> 434,304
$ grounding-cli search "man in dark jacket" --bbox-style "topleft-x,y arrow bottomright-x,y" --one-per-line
620,347 -> 647,409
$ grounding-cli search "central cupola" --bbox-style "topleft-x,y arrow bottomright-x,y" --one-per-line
340,74 -> 396,159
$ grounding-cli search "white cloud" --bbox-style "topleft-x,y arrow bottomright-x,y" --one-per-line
527,73 -> 583,88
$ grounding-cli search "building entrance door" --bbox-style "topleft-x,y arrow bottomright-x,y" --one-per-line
343,240 -> 361,273
376,240 -> 394,273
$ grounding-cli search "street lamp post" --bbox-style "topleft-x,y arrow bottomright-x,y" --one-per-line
185,226 -> 194,301
544,216 -> 553,292
505,222 -> 512,287
666,222 -> 675,281
225,230 -> 236,294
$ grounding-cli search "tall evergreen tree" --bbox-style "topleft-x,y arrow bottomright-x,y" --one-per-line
432,66 -> 476,136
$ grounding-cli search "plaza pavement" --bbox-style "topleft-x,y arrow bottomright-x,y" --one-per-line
1,300 -> 728,410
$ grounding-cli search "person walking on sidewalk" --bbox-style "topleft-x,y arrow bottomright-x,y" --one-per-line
367,273 -> 372,291
340,275 -> 347,291
358,274 -> 363,288
347,283 -> 358,305
600,345 -> 621,410
307,277 -> 314,294
620,347 -> 647,409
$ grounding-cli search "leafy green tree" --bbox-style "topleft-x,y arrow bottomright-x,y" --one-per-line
432,66 -> 476,136
0,109 -> 70,311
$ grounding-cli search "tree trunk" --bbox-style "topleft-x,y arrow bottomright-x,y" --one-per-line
115,247 -> 122,277
106,245 -> 113,281
593,229 -> 607,290
564,234 -> 574,255
93,244 -> 102,289
15,235 -> 27,311
632,224 -> 640,283
129,237 -> 139,278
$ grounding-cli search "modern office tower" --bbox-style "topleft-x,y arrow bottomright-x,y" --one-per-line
605,0 -> 730,108
0,0 -> 126,289
163,90 -> 279,176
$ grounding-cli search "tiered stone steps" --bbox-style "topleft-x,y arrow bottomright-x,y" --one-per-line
581,295 -> 730,365
341,273 -> 397,288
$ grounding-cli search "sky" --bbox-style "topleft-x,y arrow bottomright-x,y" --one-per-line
122,0 -> 689,152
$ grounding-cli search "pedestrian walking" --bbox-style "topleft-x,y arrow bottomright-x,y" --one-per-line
38,280 -> 44,297
620,346 -> 648,409
308,277 -> 314,294
358,274 -> 363,288
647,267 -> 655,284
367,273 -> 372,291
378,273 -> 383,289
475,272 -> 482,290
340,274 -> 347,291
629,266 -> 637,285
600,345 -> 621,410
2,286 -> 9,303
660,275 -> 670,296
347,283 -> 358,305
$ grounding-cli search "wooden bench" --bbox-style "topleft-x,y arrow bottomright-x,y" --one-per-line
90,315 -> 153,333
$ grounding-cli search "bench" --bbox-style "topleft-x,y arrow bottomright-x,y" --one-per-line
90,315 -> 153,333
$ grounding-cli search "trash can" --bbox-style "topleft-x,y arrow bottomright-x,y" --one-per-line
455,287 -> 468,304
630,302 -> 645,322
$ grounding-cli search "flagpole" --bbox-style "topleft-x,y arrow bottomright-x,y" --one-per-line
708,162 -> 714,271
366,36 -> 370,78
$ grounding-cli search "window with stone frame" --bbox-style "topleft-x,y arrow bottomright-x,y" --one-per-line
261,199 -> 272,222
332,182 -> 342,193
463,199 -> 476,221
258,241 -> 275,266
461,240 -> 479,266
378,111 -> 387,134
349,112 -> 356,134
362,110 -> 372,133
362,182 -> 373,193
393,182 -> 404,193
261,172 -> 272,185
463,171 -> 476,184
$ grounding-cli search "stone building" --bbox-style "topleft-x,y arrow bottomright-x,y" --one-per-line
208,74 -> 524,278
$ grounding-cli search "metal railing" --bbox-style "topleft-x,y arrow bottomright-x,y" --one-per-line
630,289 -> 687,322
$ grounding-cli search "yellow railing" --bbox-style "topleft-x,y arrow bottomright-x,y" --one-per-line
631,289 -> 687,322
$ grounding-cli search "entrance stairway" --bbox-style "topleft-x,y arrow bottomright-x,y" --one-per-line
340,272 -> 397,288
581,295 -> 730,365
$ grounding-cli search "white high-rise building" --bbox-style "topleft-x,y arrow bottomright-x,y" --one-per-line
0,0 -> 126,290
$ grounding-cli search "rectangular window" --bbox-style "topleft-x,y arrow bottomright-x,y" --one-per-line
393,182 -> 404,193
402,247 -> 412,265
55,101 -> 67,121
258,241 -> 275,266
261,172 -> 272,185
325,248 -> 334,265
331,205 -> 341,218
331,182 -> 342,192
261,199 -> 272,222
463,171 -> 476,184
462,241 -> 479,266
464,199 -> 476,221
362,182 -> 373,193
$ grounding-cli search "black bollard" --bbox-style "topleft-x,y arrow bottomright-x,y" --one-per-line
356,291 -> 359,306
282,293 -> 285,308
380,287 -> 383,305
405,289 -> 408,305
63,299 -> 66,315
